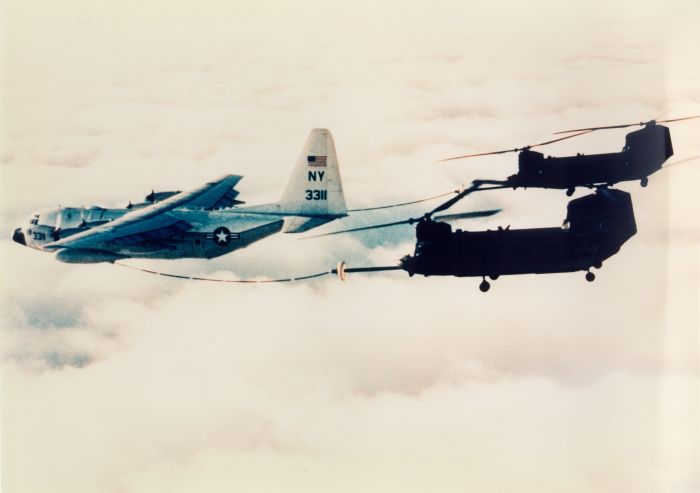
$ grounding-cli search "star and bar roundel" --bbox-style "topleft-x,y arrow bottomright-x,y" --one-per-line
206,226 -> 240,246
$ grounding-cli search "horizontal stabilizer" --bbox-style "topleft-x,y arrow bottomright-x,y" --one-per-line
282,216 -> 336,233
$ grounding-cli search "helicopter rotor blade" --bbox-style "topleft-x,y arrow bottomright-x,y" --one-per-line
553,123 -> 641,134
433,209 -> 501,222
662,155 -> 700,169
438,148 -> 517,161
305,218 -> 419,238
305,207 -> 500,239
554,115 -> 700,135
438,130 -> 594,162
658,115 -> 700,124
306,181 -> 493,239
427,183 -> 483,215
306,182 -> 500,239
347,190 -> 460,212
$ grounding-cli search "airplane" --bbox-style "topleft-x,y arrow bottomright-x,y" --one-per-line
11,128 -> 350,263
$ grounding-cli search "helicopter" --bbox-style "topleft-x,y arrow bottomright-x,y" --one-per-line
320,184 -> 637,292
439,116 -> 698,196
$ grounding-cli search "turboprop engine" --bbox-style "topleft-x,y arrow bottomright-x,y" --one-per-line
54,249 -> 128,264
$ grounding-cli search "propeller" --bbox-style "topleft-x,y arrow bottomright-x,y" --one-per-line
438,130 -> 594,162
553,115 -> 700,135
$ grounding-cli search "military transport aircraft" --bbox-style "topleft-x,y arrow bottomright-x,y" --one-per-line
11,129 -> 349,263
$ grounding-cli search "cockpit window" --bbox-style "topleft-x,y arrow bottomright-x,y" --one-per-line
31,208 -> 59,226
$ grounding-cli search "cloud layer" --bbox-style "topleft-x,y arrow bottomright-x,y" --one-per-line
2,0 -> 699,492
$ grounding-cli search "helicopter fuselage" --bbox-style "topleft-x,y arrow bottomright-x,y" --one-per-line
505,124 -> 673,191
401,188 -> 637,281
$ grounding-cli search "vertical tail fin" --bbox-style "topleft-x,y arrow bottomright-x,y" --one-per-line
278,128 -> 348,232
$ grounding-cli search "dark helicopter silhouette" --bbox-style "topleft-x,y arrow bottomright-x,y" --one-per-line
439,116 -> 698,196
318,184 -> 637,292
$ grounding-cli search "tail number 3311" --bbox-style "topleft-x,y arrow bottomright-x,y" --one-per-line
305,189 -> 327,200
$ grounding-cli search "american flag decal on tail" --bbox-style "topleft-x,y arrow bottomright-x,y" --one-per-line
307,155 -> 327,167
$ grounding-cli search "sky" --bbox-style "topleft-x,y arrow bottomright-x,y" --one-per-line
1,1 -> 699,492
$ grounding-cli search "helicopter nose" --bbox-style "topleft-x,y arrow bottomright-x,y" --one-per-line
12,227 -> 26,246
399,254 -> 415,275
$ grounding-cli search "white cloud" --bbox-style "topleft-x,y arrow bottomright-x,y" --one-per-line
1,0 -> 699,491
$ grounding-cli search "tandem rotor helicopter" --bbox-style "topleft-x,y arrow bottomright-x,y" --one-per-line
439,115 -> 699,196
321,183 -> 636,292
325,115 -> 698,291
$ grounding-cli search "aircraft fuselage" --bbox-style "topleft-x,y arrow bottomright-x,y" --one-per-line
13,206 -> 286,263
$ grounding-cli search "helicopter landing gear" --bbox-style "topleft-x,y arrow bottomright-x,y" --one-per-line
640,177 -> 648,187
593,261 -> 602,269
585,271 -> 595,282
566,187 -> 575,197
479,278 -> 491,292
489,274 -> 499,281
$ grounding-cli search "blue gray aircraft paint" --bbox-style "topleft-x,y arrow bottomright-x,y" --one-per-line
11,129 -> 347,263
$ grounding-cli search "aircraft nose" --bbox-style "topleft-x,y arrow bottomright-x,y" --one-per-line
399,254 -> 414,275
12,227 -> 26,246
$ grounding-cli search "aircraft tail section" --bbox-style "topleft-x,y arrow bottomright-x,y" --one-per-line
231,128 -> 348,233
277,128 -> 347,232
282,216 -> 336,233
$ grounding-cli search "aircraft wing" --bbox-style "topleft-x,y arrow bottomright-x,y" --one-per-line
181,175 -> 244,210
44,175 -> 242,250
158,174 -> 243,210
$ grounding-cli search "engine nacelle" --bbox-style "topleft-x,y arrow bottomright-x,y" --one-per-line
54,248 -> 128,264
